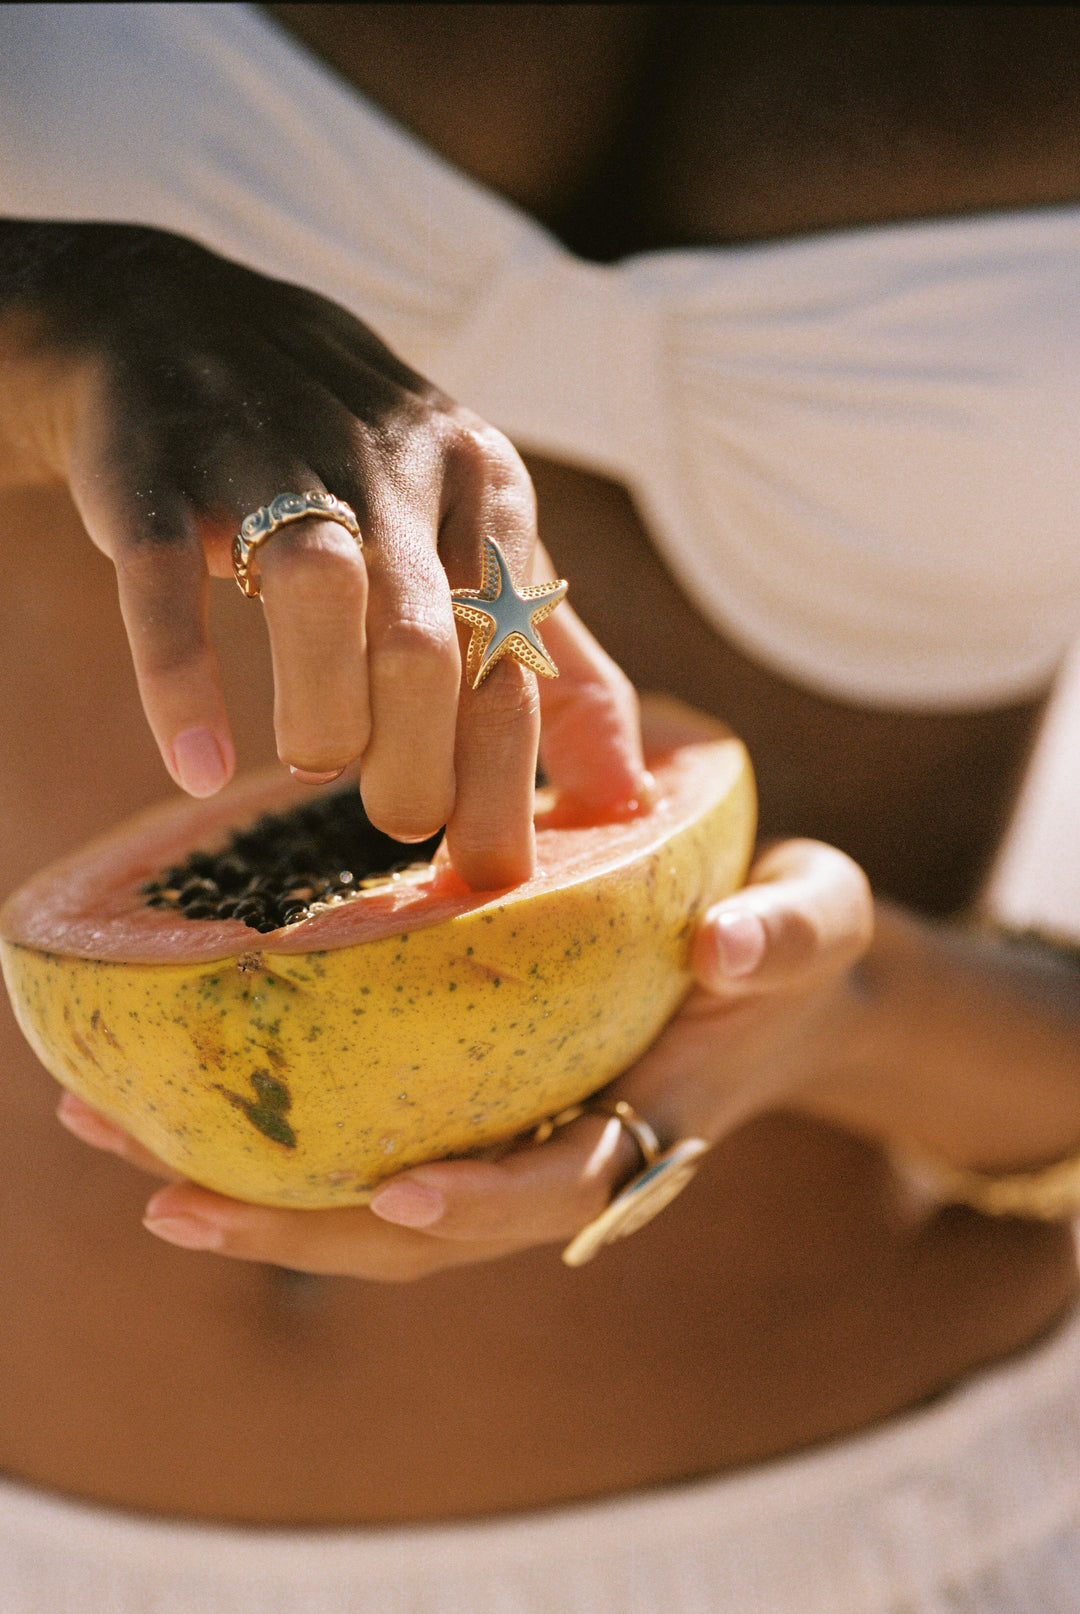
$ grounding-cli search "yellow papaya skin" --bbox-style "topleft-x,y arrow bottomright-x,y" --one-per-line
1,739 -> 754,1207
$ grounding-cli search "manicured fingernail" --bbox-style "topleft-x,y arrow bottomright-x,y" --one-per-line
712,909 -> 767,978
143,1213 -> 225,1251
171,727 -> 229,797
369,1179 -> 445,1228
290,766 -> 344,785
56,1093 -> 128,1152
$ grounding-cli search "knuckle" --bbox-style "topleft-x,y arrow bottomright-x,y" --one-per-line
471,664 -> 541,731
374,613 -> 458,680
132,623 -> 210,681
143,643 -> 211,683
450,416 -> 533,500
452,414 -> 519,467
546,668 -> 636,737
113,533 -> 190,589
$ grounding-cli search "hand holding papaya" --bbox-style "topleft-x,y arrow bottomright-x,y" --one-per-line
53,825 -> 874,1280
2,224 -> 875,1278
0,220 -> 647,889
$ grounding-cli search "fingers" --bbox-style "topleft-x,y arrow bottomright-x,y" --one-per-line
106,511 -> 237,798
601,841 -> 875,1148
56,1093 -> 182,1181
71,305 -> 641,883
437,421 -> 549,887
57,1067 -> 646,1281
356,513 -> 460,845
369,1111 -> 640,1243
445,659 -> 540,887
256,510 -> 371,777
533,550 -> 652,814
135,1110 -> 641,1280
692,839 -> 874,999
139,1182 -> 495,1281
66,387 -> 239,798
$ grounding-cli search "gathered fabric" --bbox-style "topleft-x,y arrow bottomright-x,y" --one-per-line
3,2 -> 1080,708
2,1306 -> 1080,1613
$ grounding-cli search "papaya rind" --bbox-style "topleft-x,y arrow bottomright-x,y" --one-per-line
1,739 -> 755,1207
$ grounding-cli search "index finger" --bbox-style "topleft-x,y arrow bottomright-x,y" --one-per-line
102,510 -> 236,798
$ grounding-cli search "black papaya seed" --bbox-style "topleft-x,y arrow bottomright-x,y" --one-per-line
144,785 -> 445,931
179,878 -> 219,906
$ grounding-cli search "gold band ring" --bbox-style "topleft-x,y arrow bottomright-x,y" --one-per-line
531,1099 -> 659,1166
233,492 -> 362,599
531,1099 -> 709,1267
561,1137 -> 709,1267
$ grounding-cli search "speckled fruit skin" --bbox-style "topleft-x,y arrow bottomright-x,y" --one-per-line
1,737 -> 754,1207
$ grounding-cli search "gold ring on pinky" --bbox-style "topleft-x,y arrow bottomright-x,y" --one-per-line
531,1099 -> 709,1267
232,492 -> 362,598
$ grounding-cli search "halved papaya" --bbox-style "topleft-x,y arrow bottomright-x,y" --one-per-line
0,717 -> 755,1207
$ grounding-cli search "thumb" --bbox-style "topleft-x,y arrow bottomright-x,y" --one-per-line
691,840 -> 874,999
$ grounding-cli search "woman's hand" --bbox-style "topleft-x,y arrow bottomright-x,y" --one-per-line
56,833 -> 874,1280
0,220 -> 647,888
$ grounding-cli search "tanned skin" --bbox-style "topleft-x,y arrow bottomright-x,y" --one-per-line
0,6 -> 1078,1521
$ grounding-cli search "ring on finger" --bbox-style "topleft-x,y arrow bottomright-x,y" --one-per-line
233,491 -> 362,598
531,1099 -> 709,1267
533,1099 -> 660,1167
450,537 -> 568,688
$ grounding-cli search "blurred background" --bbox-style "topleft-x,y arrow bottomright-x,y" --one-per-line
988,641 -> 1080,937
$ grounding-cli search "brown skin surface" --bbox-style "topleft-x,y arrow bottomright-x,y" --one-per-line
1,6 -> 1078,1522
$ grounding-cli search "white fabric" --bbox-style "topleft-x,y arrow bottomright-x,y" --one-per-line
2,1306 -> 1080,1613
2,2 -> 1080,707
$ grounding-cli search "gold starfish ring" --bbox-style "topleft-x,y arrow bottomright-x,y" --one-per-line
450,539 -> 568,689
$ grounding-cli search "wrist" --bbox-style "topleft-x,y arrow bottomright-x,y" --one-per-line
793,901 -> 1080,1174
787,937 -> 882,1122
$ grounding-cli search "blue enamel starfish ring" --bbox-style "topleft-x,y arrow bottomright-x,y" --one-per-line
450,538 -> 568,689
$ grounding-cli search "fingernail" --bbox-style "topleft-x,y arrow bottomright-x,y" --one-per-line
712,909 -> 767,978
171,727 -> 229,797
634,771 -> 659,810
290,766 -> 344,785
143,1213 -> 225,1251
56,1093 -> 128,1152
369,1179 -> 445,1228
607,771 -> 659,820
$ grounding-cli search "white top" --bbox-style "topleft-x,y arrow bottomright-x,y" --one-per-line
2,1 -> 1079,709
